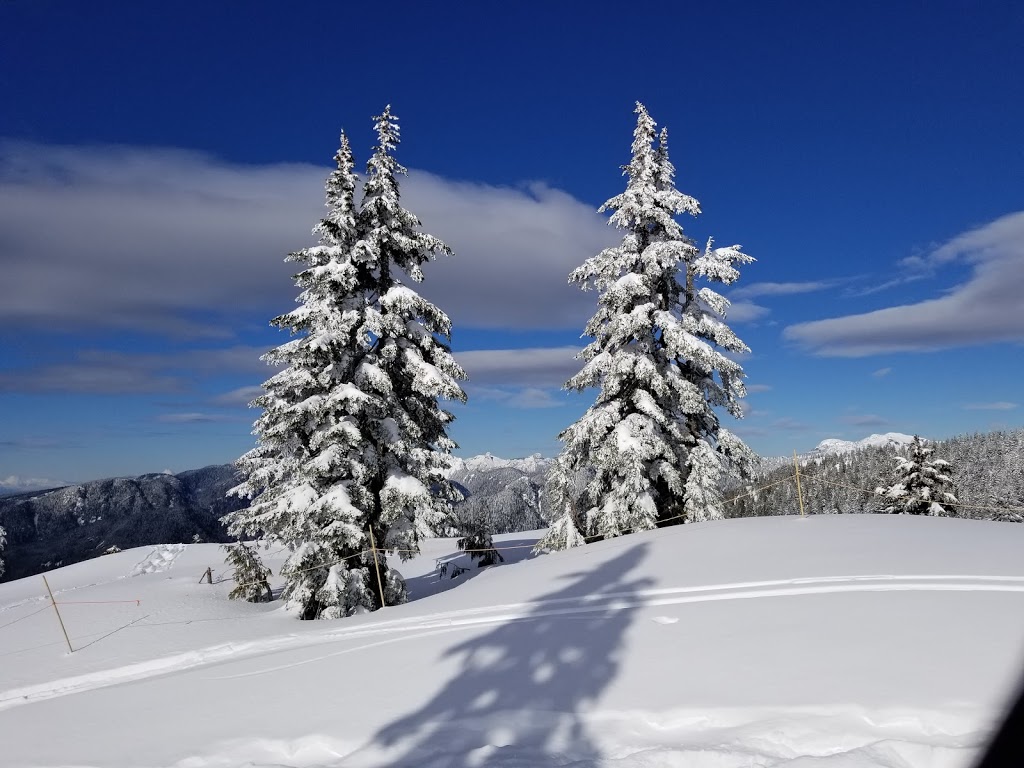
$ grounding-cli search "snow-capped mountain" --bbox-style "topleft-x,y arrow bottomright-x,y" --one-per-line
443,452 -> 553,477
757,433 -> 918,472
810,432 -> 917,457
446,453 -> 555,534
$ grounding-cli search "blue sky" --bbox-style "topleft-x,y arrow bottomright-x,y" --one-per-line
1,1 -> 1023,488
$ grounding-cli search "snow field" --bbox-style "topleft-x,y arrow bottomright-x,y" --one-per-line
0,515 -> 1022,767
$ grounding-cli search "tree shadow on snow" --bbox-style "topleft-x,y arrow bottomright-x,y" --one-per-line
369,543 -> 653,767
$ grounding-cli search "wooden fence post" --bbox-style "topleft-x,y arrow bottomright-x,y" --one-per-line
367,526 -> 387,609
42,575 -> 73,653
793,450 -> 806,518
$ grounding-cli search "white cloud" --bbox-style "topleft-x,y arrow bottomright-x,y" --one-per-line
725,301 -> 770,323
963,401 -> 1018,411
842,413 -> 890,427
0,475 -> 69,492
0,142 -> 615,336
745,383 -> 772,393
871,367 -> 892,378
456,347 -> 583,409
156,412 -> 229,423
456,346 -> 583,387
0,346 -> 271,394
784,211 -> 1024,356
469,385 -> 565,409
770,417 -> 811,432
731,280 -> 837,299
212,385 -> 265,407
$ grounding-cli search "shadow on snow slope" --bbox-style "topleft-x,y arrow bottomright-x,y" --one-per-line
366,543 -> 653,767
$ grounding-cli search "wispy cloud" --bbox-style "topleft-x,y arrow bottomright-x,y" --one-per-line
725,301 -> 770,323
457,347 -> 583,388
0,142 -> 616,336
470,386 -> 565,409
842,413 -> 890,427
0,346 -> 272,395
212,385 -> 265,407
871,367 -> 892,378
0,475 -> 70,492
724,282 -> 837,325
457,347 -> 582,409
783,211 -> 1024,356
156,412 -> 231,423
963,401 -> 1018,411
0,437 -> 71,451
745,383 -> 772,393
731,280 -> 837,299
770,417 -> 811,432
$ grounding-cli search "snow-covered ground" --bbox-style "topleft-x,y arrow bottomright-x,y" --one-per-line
1,515 -> 1023,767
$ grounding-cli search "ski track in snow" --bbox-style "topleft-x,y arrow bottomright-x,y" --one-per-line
2,573 -> 1023,713
128,543 -> 187,577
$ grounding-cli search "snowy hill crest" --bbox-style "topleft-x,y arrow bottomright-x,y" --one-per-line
444,452 -> 553,477
811,432 -> 916,457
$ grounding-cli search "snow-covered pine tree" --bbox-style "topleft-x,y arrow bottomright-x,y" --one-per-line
225,108 -> 466,619
877,435 -> 957,516
539,103 -> 755,550
0,523 -> 6,579
223,540 -> 273,602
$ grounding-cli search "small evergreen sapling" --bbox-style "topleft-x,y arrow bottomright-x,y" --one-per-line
223,540 -> 273,602
456,517 -> 505,567
877,435 -> 958,516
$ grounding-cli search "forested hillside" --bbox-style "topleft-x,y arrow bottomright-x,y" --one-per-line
725,428 -> 1024,521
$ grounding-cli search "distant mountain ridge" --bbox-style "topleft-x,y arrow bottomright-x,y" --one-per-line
810,432 -> 916,457
444,452 -> 553,477
0,465 -> 243,581
0,437 -> 955,581
0,455 -> 556,582
446,453 -> 555,535
757,433 -> 918,472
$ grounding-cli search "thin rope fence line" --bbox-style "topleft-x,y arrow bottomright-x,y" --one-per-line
225,465 -> 1022,592
574,472 -> 803,542
132,612 -> 270,629
0,637 -> 71,659
0,604 -> 50,632
722,474 -> 804,504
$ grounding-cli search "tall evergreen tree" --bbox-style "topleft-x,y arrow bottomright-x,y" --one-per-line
225,108 -> 466,619
0,523 -> 6,579
877,435 -> 957,516
539,103 -> 755,550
